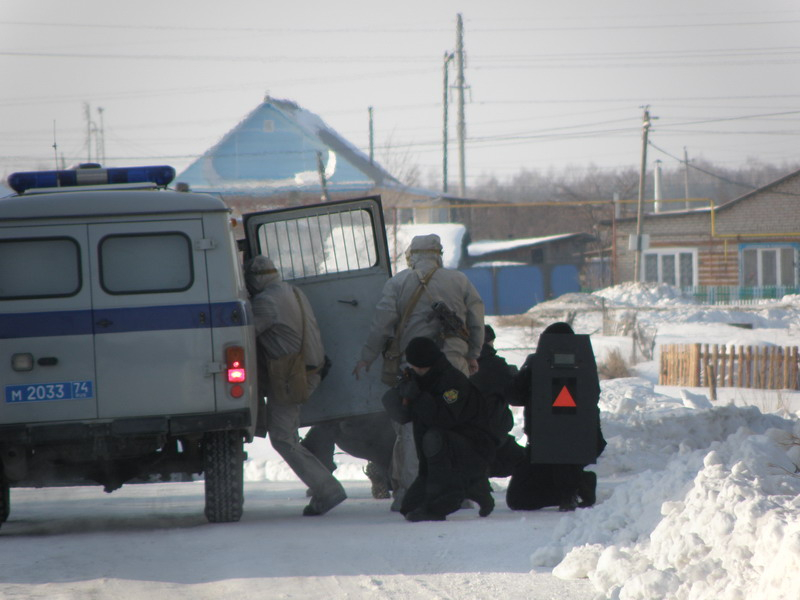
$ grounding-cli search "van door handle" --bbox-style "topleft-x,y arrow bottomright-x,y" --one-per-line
97,319 -> 113,328
337,299 -> 358,307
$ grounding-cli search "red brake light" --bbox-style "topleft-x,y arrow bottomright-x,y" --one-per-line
226,346 -> 246,383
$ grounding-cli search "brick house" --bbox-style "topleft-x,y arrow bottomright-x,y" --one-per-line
605,168 -> 800,290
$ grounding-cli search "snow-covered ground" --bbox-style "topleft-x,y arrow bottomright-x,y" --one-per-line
2,283 -> 800,599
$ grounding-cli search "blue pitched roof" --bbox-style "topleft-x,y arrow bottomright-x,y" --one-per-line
177,97 -> 401,195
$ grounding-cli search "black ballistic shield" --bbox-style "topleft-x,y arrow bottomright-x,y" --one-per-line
527,333 -> 600,465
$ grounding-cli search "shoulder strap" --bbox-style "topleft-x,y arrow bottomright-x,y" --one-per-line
394,267 -> 438,340
292,287 -> 306,346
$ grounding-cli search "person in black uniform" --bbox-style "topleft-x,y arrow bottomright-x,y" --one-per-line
382,336 -> 498,522
469,324 -> 526,477
506,322 -> 606,512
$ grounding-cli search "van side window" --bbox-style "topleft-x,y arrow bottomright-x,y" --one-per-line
99,232 -> 193,294
0,237 -> 81,299
257,208 -> 378,280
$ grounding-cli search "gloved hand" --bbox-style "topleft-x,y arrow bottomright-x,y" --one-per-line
520,353 -> 536,373
395,369 -> 422,402
381,388 -> 412,424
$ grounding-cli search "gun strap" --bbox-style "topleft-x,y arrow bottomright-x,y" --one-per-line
394,267 -> 438,343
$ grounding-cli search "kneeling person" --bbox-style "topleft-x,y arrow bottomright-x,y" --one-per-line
383,337 -> 496,522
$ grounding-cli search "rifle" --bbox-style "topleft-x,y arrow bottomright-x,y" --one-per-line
429,301 -> 470,341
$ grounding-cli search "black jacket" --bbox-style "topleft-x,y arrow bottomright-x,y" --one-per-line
470,343 -> 518,435
408,355 -> 496,459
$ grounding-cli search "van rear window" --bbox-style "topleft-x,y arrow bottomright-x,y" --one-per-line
99,232 -> 193,294
257,208 -> 378,280
0,237 -> 81,299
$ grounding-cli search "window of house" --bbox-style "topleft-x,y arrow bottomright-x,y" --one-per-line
642,248 -> 697,288
741,245 -> 797,287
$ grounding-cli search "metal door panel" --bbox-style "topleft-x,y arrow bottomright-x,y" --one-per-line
0,224 -> 98,423
88,220 -> 215,418
243,197 -> 391,425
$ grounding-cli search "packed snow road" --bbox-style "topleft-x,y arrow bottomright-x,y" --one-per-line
0,479 -> 595,600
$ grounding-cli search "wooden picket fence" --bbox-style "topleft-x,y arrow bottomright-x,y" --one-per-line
659,344 -> 800,391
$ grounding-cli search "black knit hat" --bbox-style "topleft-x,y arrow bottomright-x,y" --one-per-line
543,321 -> 574,335
484,324 -> 496,342
404,337 -> 442,368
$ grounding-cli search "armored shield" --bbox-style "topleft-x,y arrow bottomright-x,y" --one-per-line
527,333 -> 600,465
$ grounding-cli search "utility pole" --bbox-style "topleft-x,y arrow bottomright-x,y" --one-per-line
442,51 -> 454,193
683,147 -> 691,209
633,107 -> 653,282
455,13 -> 467,197
368,106 -> 374,164
97,107 -> 106,165
52,121 -> 59,170
317,151 -> 331,202
653,159 -> 662,214
84,102 -> 93,163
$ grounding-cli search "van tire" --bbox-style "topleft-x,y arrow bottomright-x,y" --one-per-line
203,430 -> 244,523
0,470 -> 9,524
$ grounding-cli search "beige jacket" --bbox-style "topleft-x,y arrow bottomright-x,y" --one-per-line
360,240 -> 484,367
245,256 -> 325,368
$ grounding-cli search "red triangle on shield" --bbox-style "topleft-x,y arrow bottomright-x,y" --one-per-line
553,385 -> 577,407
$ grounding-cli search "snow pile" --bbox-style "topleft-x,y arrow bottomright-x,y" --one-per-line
527,292 -> 607,312
594,282 -> 695,307
531,377 -> 800,600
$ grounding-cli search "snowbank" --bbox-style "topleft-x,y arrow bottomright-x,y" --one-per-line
533,377 -> 800,600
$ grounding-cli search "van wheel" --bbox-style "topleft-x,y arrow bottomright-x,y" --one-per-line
0,470 -> 9,524
202,430 -> 244,523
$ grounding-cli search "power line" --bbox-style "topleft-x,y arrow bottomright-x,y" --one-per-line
648,140 -> 759,190
0,50 -> 438,63
5,17 -> 800,33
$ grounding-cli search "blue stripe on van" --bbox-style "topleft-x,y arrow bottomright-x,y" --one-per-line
0,310 -> 94,339
0,301 -> 250,339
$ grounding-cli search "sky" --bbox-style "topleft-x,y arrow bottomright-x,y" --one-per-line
2,283 -> 799,599
3,1 -> 800,191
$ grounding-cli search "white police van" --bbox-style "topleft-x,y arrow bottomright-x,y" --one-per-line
0,164 -> 392,527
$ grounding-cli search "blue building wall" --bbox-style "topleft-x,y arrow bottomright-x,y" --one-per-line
463,264 -> 581,316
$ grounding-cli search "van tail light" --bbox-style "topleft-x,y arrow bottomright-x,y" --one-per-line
226,346 -> 246,383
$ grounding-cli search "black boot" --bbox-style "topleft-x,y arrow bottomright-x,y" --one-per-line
467,478 -> 494,517
558,494 -> 578,512
405,507 -> 446,522
364,462 -> 391,500
577,471 -> 597,508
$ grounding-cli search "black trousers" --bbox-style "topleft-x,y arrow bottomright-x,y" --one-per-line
489,434 -> 526,478
506,462 -> 583,510
401,427 -> 490,518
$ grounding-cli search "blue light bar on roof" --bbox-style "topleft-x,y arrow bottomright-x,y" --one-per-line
7,165 -> 176,194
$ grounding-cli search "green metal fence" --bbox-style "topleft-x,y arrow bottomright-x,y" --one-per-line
684,286 -> 800,305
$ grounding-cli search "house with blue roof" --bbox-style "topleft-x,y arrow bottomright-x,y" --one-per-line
177,95 -> 406,201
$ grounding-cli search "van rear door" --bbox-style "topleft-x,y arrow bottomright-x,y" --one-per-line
243,196 -> 391,425
0,225 -> 98,423
87,219 -> 216,418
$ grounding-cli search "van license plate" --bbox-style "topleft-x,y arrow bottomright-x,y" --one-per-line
5,381 -> 94,403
